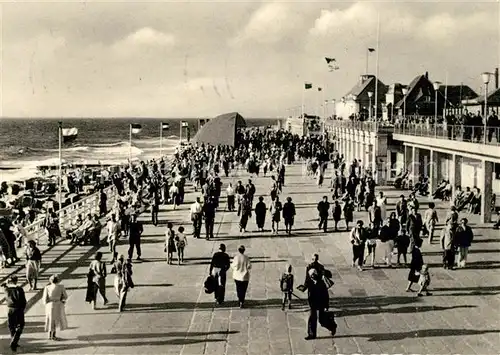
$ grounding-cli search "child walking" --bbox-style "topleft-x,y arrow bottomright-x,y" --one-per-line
175,226 -> 187,264
279,264 -> 294,311
165,223 -> 176,264
417,264 -> 432,297
396,227 -> 410,266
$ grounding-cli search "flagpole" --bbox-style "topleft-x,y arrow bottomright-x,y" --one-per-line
129,124 -> 132,164
373,12 -> 380,182
301,86 -> 304,119
58,121 -> 62,217
366,49 -> 369,75
159,122 -> 163,158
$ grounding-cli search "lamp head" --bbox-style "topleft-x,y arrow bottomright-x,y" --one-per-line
367,91 -> 373,98
433,81 -> 441,91
402,88 -> 408,95
481,72 -> 491,85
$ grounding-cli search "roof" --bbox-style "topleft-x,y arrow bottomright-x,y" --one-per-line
476,87 -> 500,105
193,112 -> 246,147
344,75 -> 388,100
395,75 -> 425,108
438,85 -> 478,106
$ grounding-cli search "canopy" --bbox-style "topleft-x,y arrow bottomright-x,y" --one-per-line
193,112 -> 246,147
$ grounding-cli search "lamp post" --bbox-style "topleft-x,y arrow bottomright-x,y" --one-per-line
401,87 -> 408,131
433,81 -> 441,136
481,72 -> 491,144
367,91 -> 373,121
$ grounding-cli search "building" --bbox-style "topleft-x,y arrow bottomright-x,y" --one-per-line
335,75 -> 388,120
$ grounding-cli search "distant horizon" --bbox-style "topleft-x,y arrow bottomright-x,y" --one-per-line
0,116 -> 280,120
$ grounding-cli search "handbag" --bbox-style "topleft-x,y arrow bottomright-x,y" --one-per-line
323,276 -> 334,289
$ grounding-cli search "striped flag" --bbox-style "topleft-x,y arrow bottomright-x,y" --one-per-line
162,122 -> 170,130
304,82 -> 313,90
318,87 -> 322,92
181,121 -> 189,128
368,48 -> 375,52
130,123 -> 142,134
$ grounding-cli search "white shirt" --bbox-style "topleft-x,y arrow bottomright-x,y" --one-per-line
231,253 -> 251,281
107,220 -> 119,240
190,202 -> 202,214
226,186 -> 235,196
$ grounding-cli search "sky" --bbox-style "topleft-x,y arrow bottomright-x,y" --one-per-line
1,0 -> 499,118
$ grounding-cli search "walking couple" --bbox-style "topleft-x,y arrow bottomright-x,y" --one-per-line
209,244 -> 251,308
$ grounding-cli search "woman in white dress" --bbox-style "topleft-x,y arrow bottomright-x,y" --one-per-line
376,191 -> 388,221
43,274 -> 68,340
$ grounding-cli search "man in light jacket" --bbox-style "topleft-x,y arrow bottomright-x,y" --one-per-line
231,245 -> 251,308
440,220 -> 457,270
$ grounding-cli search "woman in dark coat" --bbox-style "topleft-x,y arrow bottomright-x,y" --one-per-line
406,238 -> 424,292
254,196 -> 267,232
239,195 -> 252,233
343,198 -> 354,231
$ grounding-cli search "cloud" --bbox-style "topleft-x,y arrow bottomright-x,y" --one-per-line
112,27 -> 176,54
309,2 -> 493,43
230,2 -> 299,45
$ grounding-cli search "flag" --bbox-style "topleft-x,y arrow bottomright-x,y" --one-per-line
368,48 -> 375,52
131,123 -> 142,134
325,57 -> 335,64
305,82 -> 313,90
181,121 -> 189,128
318,87 -> 322,92
325,57 -> 339,71
162,122 -> 169,130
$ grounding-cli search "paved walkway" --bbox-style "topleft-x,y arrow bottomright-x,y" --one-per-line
1,163 -> 499,354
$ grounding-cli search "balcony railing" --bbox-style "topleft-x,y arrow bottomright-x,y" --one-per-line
324,119 -> 394,133
394,123 -> 500,147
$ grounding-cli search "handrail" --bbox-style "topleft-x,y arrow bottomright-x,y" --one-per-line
394,123 -> 500,147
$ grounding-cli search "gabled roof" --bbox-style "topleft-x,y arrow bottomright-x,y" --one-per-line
476,87 -> 500,105
395,75 -> 426,108
344,75 -> 387,100
438,85 -> 478,106
193,112 -> 246,147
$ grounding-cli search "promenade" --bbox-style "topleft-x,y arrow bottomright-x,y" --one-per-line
1,162 -> 499,354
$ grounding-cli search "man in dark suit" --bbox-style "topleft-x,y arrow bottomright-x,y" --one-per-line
203,197 -> 217,240
317,196 -> 330,232
3,276 -> 27,352
209,244 -> 231,305
282,197 -> 296,235
128,213 -> 143,261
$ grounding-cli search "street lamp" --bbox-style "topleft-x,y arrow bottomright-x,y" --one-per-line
402,87 -> 408,119
482,72 -> 492,143
367,91 -> 373,120
433,81 -> 441,136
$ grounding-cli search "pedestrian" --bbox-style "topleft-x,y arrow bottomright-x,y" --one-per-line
128,213 -> 143,261
282,197 -> 296,235
88,252 -> 108,310
165,222 -> 176,264
203,197 -> 216,240
43,274 -> 68,340
239,194 -> 252,233
343,197 -> 354,230
119,258 -> 134,312
254,196 -> 267,232
107,214 -> 120,264
190,197 -> 203,238
406,238 -> 424,292
151,191 -> 160,226
350,220 -> 366,271
300,269 -> 335,340
279,264 -> 294,310
317,196 -> 330,233
24,240 -> 41,291
231,245 -> 251,308
269,196 -> 282,234
113,254 -> 125,298
226,183 -> 236,212
175,226 -> 187,264
423,202 -> 438,244
440,220 -> 457,270
455,218 -> 474,268
332,200 -> 342,231
364,227 -> 378,268
99,189 -> 108,216
209,244 -> 231,305
396,227 -> 410,266
2,276 -> 27,352
416,264 -> 432,297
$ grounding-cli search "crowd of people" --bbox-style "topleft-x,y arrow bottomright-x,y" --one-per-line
1,123 -> 496,350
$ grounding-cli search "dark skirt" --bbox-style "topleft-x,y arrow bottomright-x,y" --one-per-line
407,269 -> 420,283
256,214 -> 266,228
240,214 -> 249,229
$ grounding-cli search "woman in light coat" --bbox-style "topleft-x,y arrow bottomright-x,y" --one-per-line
43,274 -> 68,340
232,245 -> 251,308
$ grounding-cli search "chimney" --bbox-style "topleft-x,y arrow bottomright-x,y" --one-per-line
495,68 -> 499,89
425,71 -> 429,79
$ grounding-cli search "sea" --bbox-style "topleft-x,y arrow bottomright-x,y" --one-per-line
0,117 -> 280,183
